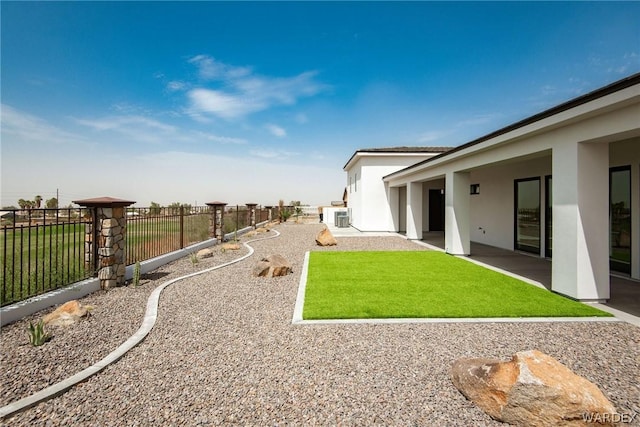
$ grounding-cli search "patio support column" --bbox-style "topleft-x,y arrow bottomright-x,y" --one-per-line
552,141 -> 609,301
406,182 -> 423,240
387,184 -> 400,232
445,171 -> 470,255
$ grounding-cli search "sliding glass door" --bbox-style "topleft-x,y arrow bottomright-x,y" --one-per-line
515,178 -> 541,254
610,167 -> 631,274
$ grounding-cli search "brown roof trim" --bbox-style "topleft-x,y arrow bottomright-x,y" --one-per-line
384,72 -> 640,180
343,146 -> 452,170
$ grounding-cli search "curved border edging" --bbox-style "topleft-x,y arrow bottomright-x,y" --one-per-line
0,229 -> 280,420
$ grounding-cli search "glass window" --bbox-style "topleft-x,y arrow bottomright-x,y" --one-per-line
610,167 -> 631,274
515,178 -> 541,254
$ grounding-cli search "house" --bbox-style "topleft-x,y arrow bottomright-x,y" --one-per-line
343,147 -> 451,231
344,72 -> 640,302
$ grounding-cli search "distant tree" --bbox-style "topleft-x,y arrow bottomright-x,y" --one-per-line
2,205 -> 18,210
45,197 -> 58,209
17,199 -> 28,211
149,201 -> 162,215
168,202 -> 181,215
34,195 -> 43,209
168,202 -> 192,215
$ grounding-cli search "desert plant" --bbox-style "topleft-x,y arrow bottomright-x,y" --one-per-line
28,320 -> 52,346
133,261 -> 141,286
189,252 -> 199,265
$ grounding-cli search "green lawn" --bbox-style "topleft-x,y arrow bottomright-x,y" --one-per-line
303,251 -> 612,319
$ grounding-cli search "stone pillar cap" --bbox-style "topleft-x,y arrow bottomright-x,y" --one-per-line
73,197 -> 136,207
246,203 -> 258,207
205,201 -> 227,206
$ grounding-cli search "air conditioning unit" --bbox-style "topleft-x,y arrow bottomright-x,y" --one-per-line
335,211 -> 349,228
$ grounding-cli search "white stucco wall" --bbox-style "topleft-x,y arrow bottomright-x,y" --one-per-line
467,155 -> 551,251
345,153 -> 437,231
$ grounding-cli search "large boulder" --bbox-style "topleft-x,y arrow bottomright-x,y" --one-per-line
315,228 -> 337,246
253,255 -> 292,277
43,300 -> 94,327
451,349 -> 617,426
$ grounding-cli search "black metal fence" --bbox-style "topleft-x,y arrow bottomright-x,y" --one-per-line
1,208 -> 93,307
1,204 -> 273,306
126,206 -> 211,265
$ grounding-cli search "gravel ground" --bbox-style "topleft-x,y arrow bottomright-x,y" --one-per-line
2,223 -> 639,426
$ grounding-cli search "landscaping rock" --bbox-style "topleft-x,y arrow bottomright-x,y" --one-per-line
256,227 -> 269,233
451,349 -> 617,426
252,254 -> 292,277
197,248 -> 214,259
315,228 -> 337,246
43,300 -> 94,327
222,242 -> 241,251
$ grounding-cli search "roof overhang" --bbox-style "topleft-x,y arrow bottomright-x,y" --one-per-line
343,149 -> 449,171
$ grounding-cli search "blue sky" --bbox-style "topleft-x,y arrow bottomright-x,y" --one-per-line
2,1 -> 639,207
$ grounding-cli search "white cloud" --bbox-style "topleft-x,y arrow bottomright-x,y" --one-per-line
265,123 -> 286,137
188,88 -> 263,119
189,55 -> 252,81
167,81 -> 186,91
0,104 -> 89,146
75,115 -> 176,132
193,131 -> 247,145
249,148 -> 299,159
73,115 -> 178,144
184,55 -> 328,120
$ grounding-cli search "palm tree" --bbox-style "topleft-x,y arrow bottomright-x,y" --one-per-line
34,195 -> 42,209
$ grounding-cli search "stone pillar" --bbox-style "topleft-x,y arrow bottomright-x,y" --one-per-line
206,202 -> 227,242
246,203 -> 257,228
73,197 -> 136,289
265,206 -> 273,222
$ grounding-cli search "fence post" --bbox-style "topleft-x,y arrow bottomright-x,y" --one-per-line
206,202 -> 227,242
179,205 -> 185,249
246,203 -> 257,229
73,197 -> 136,289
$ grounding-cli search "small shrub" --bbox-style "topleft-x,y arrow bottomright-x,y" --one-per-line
190,252 -> 199,265
28,320 -> 52,346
